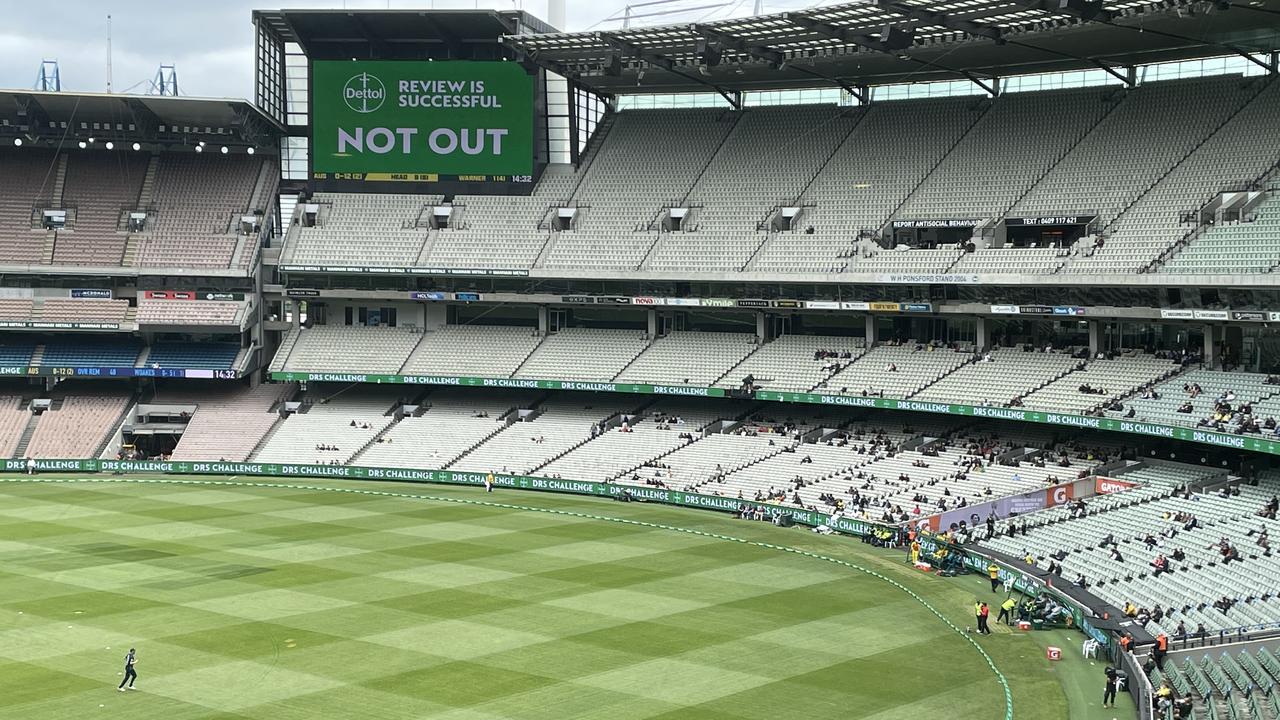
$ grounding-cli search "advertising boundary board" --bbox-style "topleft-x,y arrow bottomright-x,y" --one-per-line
6,459 -> 884,540
269,371 -> 1280,457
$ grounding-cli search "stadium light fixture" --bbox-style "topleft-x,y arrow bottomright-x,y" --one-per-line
78,140 -> 87,149
88,137 -> 95,144
132,142 -> 141,151
220,146 -> 228,154
105,141 -> 114,150
195,145 -> 203,153
198,141 -> 206,148
246,147 -> 255,155
12,138 -> 21,147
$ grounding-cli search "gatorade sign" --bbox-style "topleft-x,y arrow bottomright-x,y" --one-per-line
1045,484 -> 1074,507
312,60 -> 534,180
1095,476 -> 1138,495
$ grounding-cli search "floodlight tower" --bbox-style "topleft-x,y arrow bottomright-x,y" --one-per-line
34,60 -> 61,92
148,65 -> 179,96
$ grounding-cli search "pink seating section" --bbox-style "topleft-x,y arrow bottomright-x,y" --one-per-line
25,391 -> 131,458
0,148 -> 54,264
161,383 -> 295,461
53,153 -> 147,265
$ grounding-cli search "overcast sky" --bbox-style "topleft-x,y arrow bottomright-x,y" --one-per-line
0,0 -> 794,99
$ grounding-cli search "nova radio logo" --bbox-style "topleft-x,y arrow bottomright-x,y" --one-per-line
344,72 -> 386,113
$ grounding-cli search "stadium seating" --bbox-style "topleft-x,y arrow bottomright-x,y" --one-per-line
0,148 -> 55,264
514,327 -> 650,381
283,192 -> 435,267
162,382 -> 295,461
1019,353 -> 1181,414
0,343 -> 35,366
38,299 -> 129,324
270,325 -> 422,374
614,331 -> 757,385
0,396 -> 28,458
253,386 -> 405,465
136,300 -> 244,326
55,152 -> 147,265
1104,368 -> 1280,432
716,334 -> 865,393
26,390 -> 132,458
538,399 -> 750,482
982,464 -> 1280,635
1160,183 -> 1280,274
821,343 -> 973,398
42,339 -> 142,367
145,342 -> 240,369
541,108 -> 737,270
449,393 -> 631,474
355,389 -> 540,469
135,153 -> 264,268
911,347 -> 1079,406
399,325 -> 542,377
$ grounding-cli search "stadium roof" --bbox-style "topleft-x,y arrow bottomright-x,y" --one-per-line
0,90 -> 282,147
503,0 -> 1280,96
253,8 -> 558,60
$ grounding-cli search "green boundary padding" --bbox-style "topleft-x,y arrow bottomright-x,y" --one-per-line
3,476 -> 1015,720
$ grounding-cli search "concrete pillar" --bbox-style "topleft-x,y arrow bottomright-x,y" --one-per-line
291,300 -> 301,330
865,314 -> 876,344
1203,324 -> 1218,368
756,312 -> 767,343
976,316 -> 989,352
647,310 -> 658,339
537,306 -> 549,335
1088,320 -> 1101,358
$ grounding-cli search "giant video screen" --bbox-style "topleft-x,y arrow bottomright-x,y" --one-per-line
311,60 -> 535,186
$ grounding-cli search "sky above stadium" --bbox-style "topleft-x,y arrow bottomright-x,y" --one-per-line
0,0 -> 799,99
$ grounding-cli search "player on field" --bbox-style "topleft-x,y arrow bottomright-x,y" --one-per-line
118,648 -> 138,691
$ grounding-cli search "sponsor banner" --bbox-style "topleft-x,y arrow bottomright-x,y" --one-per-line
1160,309 -> 1195,319
201,292 -> 244,302
772,300 -> 801,309
269,372 -> 727,398
595,296 -> 631,305
876,274 -> 981,285
869,302 -> 900,312
1004,215 -> 1096,226
1045,484 -> 1074,507
286,289 -> 320,297
561,296 -> 593,304
804,300 -> 841,310
736,299 -> 770,308
0,321 -> 121,330
1193,310 -> 1230,320
145,290 -> 196,301
277,265 -> 530,277
632,296 -> 658,305
902,303 -> 932,312
1019,305 -> 1054,315
663,297 -> 700,306
71,289 -> 113,299
453,292 -> 481,302
700,298 -> 735,307
410,291 -> 447,301
1095,476 -> 1139,495
8,457 -> 888,540
1053,306 -> 1085,316
891,218 -> 983,229
840,301 -> 871,311
990,305 -> 1020,314
1271,312 -> 1280,322
1231,311 -> 1267,322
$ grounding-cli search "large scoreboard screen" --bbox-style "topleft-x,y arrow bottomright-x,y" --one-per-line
311,60 -> 536,190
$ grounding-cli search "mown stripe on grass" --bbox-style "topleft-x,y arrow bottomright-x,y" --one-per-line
3,476 -> 1014,720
